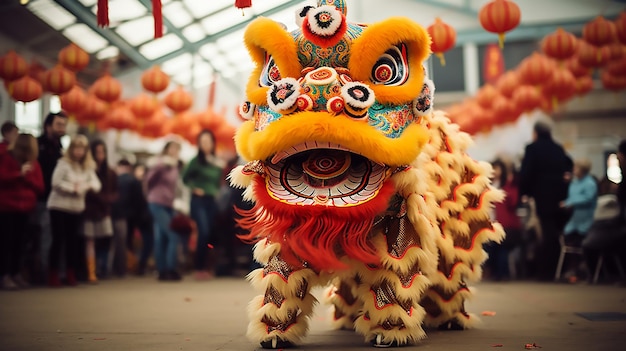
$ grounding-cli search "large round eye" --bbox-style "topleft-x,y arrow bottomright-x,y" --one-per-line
259,54 -> 282,87
370,44 -> 409,86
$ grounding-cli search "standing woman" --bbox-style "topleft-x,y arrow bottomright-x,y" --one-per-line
83,140 -> 118,282
146,140 -> 183,281
0,134 -> 44,289
47,135 -> 100,287
182,130 -> 225,280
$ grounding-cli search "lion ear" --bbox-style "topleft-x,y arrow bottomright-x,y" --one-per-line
295,5 -> 315,27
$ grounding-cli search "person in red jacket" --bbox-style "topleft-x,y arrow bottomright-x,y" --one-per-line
486,159 -> 523,281
0,133 -> 44,290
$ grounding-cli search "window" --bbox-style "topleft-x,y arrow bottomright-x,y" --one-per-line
14,100 -> 42,136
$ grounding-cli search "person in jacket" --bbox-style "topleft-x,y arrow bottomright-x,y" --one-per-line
0,121 -> 18,153
182,130 -> 225,280
33,112 -> 67,284
519,121 -> 573,280
47,134 -> 100,287
486,159 -> 523,280
0,134 -> 44,289
560,159 -> 598,281
83,140 -> 118,282
113,159 -> 153,276
146,140 -> 183,281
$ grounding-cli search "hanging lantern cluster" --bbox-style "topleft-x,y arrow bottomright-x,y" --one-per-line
0,50 -> 43,103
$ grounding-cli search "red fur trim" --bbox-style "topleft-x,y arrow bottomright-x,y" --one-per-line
302,14 -> 348,48
237,177 -> 395,270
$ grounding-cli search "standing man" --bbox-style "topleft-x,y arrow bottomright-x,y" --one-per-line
1,121 -> 18,152
31,112 -> 68,284
519,121 -> 573,281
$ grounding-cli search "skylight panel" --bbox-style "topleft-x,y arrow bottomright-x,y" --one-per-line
200,7 -> 247,35
96,46 -> 120,60
28,0 -> 76,30
139,34 -> 184,60
252,0 -> 292,14
162,53 -> 193,75
182,24 -> 206,43
63,24 -> 108,53
164,1 -> 193,27
115,16 -> 157,46
183,0 -> 232,19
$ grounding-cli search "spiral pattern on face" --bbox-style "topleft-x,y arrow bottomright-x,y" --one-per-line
303,150 -> 351,180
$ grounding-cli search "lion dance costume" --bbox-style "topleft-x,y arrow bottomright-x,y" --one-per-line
229,0 -> 505,348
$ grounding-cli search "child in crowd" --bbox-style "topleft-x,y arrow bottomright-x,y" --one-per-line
47,135 -> 100,287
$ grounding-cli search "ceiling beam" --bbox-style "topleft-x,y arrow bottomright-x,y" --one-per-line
54,0 -> 151,67
150,0 -> 303,66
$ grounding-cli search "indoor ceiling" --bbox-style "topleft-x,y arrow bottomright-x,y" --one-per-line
0,0 -> 624,90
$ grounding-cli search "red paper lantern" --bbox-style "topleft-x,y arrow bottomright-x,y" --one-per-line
9,76 -> 42,103
43,65 -> 76,95
565,57 -> 592,78
601,71 -> 626,92
616,12 -> 626,45
28,61 -> 47,84
141,66 -> 169,94
130,93 -> 158,118
78,95 -> 107,124
575,76 -> 594,96
518,53 -> 557,85
512,85 -> 541,113
0,50 -> 28,82
476,84 -> 501,109
107,105 -> 134,131
478,0 -> 521,48
60,86 -> 88,115
198,108 -> 224,131
58,43 -> 90,72
141,109 -> 167,138
541,28 -> 578,61
495,70 -> 519,98
606,57 -> 626,76
169,111 -> 195,137
492,95 -> 520,124
165,86 -> 193,113
577,41 -> 611,68
542,68 -> 577,106
215,122 -> 237,151
92,74 -> 122,103
427,17 -> 456,66
583,16 -> 616,47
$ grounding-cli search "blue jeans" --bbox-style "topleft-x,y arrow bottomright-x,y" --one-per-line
190,194 -> 218,271
148,203 -> 180,273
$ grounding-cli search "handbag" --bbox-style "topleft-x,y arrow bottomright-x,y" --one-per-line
169,213 -> 194,237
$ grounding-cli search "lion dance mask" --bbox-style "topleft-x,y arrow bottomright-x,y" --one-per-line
229,0 -> 505,348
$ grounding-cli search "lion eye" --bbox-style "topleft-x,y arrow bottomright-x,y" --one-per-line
259,54 -> 281,87
370,44 -> 409,86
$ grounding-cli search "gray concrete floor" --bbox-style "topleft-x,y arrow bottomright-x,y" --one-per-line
0,277 -> 625,351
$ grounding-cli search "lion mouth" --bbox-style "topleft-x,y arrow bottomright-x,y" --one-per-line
265,142 -> 389,207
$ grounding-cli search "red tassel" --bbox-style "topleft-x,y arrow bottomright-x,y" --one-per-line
235,0 -> 252,9
208,74 -> 217,108
97,0 -> 109,27
152,0 -> 163,38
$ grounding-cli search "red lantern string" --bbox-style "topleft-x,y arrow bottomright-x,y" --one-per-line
235,0 -> 252,15
97,0 -> 109,27
152,0 -> 163,38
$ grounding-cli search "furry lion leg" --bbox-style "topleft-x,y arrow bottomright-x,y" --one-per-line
324,276 -> 362,331
246,252 -> 318,349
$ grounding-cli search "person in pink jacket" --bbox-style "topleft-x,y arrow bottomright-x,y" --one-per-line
0,134 -> 44,290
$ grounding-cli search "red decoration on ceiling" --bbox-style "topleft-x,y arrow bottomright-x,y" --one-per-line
42,65 -> 76,95
165,86 -> 194,113
512,85 -> 541,113
92,74 -> 122,103
615,12 -> 626,45
478,0 -> 521,48
97,0 -> 109,27
518,52 -> 556,86
235,0 -> 252,10
427,17 -> 456,66
152,0 -> 163,38
60,86 -> 88,115
130,93 -> 159,118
